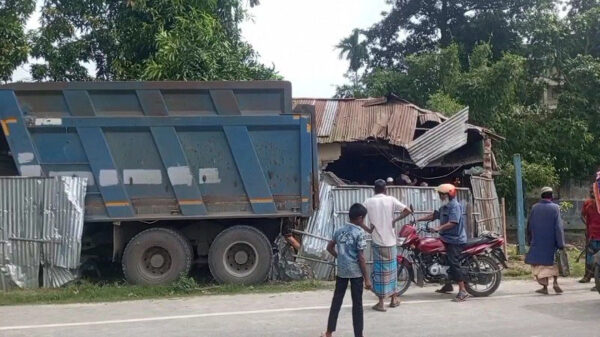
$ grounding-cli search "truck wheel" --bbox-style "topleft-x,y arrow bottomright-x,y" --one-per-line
208,226 -> 272,284
122,227 -> 193,285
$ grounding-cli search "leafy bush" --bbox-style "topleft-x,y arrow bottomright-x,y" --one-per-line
172,274 -> 199,293
496,159 -> 559,214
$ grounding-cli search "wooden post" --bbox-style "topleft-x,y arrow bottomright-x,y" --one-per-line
501,197 -> 508,254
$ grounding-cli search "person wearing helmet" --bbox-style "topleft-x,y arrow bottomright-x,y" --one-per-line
417,183 -> 468,301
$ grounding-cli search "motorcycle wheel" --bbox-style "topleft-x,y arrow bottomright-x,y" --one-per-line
464,255 -> 502,297
396,264 -> 411,296
594,265 -> 600,295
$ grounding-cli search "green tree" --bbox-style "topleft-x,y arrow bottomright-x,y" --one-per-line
334,29 -> 369,97
362,0 -> 552,69
0,0 -> 35,82
336,29 -> 368,74
142,9 -> 275,80
426,92 -> 464,116
29,0 -> 276,81
337,1 -> 600,188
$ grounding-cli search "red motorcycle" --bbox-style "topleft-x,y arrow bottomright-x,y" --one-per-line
396,217 -> 508,297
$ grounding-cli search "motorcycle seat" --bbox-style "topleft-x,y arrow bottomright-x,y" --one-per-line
464,237 -> 492,248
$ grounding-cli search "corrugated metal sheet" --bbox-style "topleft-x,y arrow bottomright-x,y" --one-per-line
331,186 -> 471,234
292,99 -> 485,167
320,100 -> 338,137
419,112 -> 442,124
0,178 -> 44,289
300,184 -> 472,280
407,107 -> 469,168
470,176 -> 503,235
293,98 -> 420,146
387,104 -> 419,145
296,180 -> 335,279
0,177 -> 86,290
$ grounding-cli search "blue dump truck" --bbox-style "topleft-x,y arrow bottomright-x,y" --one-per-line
0,81 -> 318,285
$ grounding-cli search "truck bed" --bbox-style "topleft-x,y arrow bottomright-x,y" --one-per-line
0,81 -> 317,221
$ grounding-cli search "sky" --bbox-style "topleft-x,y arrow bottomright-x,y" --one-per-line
241,0 -> 389,97
12,0 -> 389,98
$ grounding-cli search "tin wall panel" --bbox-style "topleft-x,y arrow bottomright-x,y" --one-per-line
0,178 -> 43,289
0,177 -> 86,290
297,180 -> 335,279
301,184 -> 472,280
331,186 -> 471,230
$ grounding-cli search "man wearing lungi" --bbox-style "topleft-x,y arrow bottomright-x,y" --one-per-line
363,179 -> 412,312
525,186 -> 565,295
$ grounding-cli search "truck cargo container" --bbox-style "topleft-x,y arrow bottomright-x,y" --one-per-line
0,81 -> 318,285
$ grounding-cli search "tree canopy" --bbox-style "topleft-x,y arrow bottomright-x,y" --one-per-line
0,0 -> 35,82
337,0 -> 600,189
4,0 -> 276,82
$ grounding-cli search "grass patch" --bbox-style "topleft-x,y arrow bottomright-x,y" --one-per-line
502,244 -> 586,279
0,277 -> 331,306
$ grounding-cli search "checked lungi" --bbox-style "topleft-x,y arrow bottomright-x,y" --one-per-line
371,244 -> 397,299
586,240 -> 600,272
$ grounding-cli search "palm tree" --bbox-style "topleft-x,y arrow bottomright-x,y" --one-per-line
336,29 -> 368,73
336,29 -> 368,96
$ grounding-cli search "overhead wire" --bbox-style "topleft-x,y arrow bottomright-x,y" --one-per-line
369,141 -> 464,181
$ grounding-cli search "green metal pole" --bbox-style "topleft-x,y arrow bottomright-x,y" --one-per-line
514,154 -> 526,254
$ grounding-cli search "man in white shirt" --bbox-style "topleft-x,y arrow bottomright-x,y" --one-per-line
362,179 -> 412,311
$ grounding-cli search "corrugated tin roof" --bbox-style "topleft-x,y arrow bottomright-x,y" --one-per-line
419,112 -> 442,124
406,107 -> 469,168
292,98 -> 491,167
292,98 -> 420,146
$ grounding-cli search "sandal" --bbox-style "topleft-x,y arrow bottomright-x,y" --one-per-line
453,291 -> 469,302
372,304 -> 387,312
389,299 -> 400,308
553,285 -> 563,294
535,287 -> 549,295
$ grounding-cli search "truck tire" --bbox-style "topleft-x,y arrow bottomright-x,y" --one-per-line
122,227 -> 193,285
208,225 -> 273,284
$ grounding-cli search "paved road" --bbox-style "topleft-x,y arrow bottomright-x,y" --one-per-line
0,278 -> 598,337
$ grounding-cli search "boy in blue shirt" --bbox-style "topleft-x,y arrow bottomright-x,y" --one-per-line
323,203 -> 371,337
